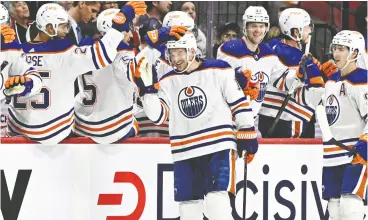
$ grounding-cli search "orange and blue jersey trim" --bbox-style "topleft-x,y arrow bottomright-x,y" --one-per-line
263,91 -> 314,122
228,96 -> 252,117
170,124 -> 235,154
323,137 -> 359,159
90,40 -> 113,70
7,107 -> 74,142
75,106 -> 134,138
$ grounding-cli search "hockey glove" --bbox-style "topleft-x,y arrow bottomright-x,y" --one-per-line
132,57 -> 159,97
236,127 -> 258,164
1,25 -> 16,43
320,60 -> 340,80
235,67 -> 251,89
144,26 -> 188,48
298,54 -> 324,88
350,134 -> 367,165
3,75 -> 33,97
243,81 -> 260,101
112,1 -> 147,33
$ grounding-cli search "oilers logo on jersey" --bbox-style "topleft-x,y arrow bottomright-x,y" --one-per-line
325,94 -> 340,125
178,86 -> 207,118
252,71 -> 269,103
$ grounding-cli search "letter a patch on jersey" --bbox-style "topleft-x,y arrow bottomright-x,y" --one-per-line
178,86 -> 207,118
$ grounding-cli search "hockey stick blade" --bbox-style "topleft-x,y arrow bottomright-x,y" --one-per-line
315,105 -> 357,154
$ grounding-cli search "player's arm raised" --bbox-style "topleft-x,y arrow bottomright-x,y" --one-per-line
131,57 -> 169,126
64,2 -> 147,77
221,64 -> 258,164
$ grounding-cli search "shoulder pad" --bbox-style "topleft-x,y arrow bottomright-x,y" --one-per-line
257,42 -> 276,58
344,68 -> 368,84
272,42 -> 303,67
199,59 -> 232,70
219,38 -> 250,57
1,40 -> 22,51
267,38 -> 282,49
117,42 -> 133,51
78,38 -> 96,46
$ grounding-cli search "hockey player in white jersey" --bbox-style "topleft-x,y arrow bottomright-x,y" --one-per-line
299,30 -> 367,220
6,2 -> 147,144
73,8 -> 139,144
258,8 -> 316,138
217,7 -> 292,125
134,11 -> 195,137
0,4 -> 42,137
133,33 -> 258,219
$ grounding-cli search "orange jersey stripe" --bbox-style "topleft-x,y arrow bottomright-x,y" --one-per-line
95,42 -> 106,68
264,97 -> 312,119
229,150 -> 236,195
8,115 -> 73,135
76,114 -> 132,132
171,131 -> 234,147
231,102 -> 249,113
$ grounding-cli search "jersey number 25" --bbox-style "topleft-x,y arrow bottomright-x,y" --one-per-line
13,71 -> 50,109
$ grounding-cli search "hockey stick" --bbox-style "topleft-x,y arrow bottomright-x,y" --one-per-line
1,61 -> 8,71
243,151 -> 247,220
267,35 -> 312,137
315,105 -> 357,154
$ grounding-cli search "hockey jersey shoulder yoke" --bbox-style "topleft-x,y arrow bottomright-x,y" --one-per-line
272,42 -> 302,67
343,68 -> 368,85
22,39 -> 74,53
1,40 -> 22,51
219,37 -> 275,59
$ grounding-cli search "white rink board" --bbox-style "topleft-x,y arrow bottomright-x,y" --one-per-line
0,143 -> 366,220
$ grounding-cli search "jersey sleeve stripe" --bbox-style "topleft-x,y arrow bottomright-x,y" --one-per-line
152,105 -> 165,125
264,97 -> 312,119
90,46 -> 100,69
233,108 -> 253,117
228,96 -> 248,107
98,40 -> 112,64
172,138 -> 236,154
94,41 -> 107,68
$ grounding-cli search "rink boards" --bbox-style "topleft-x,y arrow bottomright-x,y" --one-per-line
0,139 -> 367,220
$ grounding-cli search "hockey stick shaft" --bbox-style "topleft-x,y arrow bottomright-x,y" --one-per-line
315,105 -> 357,154
267,35 -> 312,137
243,151 -> 248,220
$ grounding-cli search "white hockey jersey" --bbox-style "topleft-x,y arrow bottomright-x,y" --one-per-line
1,41 -> 42,137
142,60 -> 255,162
304,68 -> 368,166
259,41 -> 316,136
74,41 -> 138,144
217,37 -> 290,118
7,29 -> 124,144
